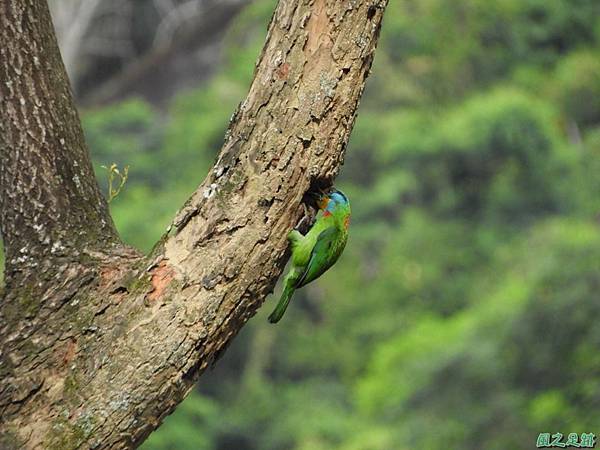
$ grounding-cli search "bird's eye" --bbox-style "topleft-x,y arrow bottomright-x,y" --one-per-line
317,196 -> 329,209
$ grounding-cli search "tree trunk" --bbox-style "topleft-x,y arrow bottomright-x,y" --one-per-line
0,0 -> 388,448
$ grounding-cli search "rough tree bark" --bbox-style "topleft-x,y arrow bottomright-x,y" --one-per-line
0,0 -> 388,448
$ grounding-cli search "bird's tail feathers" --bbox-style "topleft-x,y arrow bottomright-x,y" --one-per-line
268,275 -> 298,323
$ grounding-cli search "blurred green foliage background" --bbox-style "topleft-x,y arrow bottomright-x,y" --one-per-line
9,0 -> 600,448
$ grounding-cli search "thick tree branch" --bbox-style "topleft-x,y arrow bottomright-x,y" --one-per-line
0,1 -> 388,448
0,1 -> 120,285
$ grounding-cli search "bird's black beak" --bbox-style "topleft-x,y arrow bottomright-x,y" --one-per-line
306,189 -> 329,210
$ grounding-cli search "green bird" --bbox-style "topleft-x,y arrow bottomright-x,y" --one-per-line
269,188 -> 351,323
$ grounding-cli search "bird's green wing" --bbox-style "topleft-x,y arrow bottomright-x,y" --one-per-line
296,226 -> 338,288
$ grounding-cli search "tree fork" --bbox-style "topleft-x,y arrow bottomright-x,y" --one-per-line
0,0 -> 388,448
